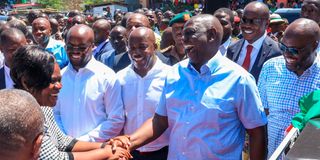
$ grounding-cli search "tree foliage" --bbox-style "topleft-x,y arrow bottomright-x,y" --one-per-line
37,0 -> 64,10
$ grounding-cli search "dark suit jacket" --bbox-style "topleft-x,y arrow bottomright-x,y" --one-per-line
0,67 -> 6,90
227,36 -> 281,82
94,41 -> 114,61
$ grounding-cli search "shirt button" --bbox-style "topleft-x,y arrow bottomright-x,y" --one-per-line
182,152 -> 185,155
183,136 -> 186,140
186,122 -> 190,124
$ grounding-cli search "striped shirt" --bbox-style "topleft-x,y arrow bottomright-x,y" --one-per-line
258,56 -> 320,158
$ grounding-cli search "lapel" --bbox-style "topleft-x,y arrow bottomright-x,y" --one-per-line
231,39 -> 245,62
252,37 -> 272,71
0,67 -> 6,89
95,41 -> 109,59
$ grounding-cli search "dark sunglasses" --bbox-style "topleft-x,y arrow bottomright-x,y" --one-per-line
241,18 -> 266,25
279,42 -> 300,55
65,44 -> 92,52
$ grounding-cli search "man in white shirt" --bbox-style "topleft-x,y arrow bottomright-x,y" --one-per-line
0,28 -> 27,89
54,24 -> 125,142
117,27 -> 170,160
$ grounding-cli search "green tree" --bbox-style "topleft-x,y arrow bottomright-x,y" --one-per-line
37,0 -> 64,10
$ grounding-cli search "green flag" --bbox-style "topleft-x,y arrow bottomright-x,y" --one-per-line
292,89 -> 320,131
21,0 -> 27,3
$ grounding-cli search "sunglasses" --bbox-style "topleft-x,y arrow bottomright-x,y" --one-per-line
65,44 -> 92,52
241,18 -> 266,25
279,42 -> 302,56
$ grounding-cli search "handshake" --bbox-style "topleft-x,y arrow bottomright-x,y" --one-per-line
105,135 -> 133,160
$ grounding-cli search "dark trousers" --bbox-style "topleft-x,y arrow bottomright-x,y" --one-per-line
131,146 -> 168,160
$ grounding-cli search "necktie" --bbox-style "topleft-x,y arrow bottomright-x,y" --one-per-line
242,45 -> 253,71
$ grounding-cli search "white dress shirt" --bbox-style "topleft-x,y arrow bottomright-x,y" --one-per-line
219,36 -> 232,56
117,57 -> 170,152
237,32 -> 267,71
4,64 -> 14,89
54,57 -> 125,142
0,52 -> 4,67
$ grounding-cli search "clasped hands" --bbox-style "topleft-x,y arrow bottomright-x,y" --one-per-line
106,135 -> 133,160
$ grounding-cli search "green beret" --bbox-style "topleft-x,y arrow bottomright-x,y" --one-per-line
169,12 -> 192,26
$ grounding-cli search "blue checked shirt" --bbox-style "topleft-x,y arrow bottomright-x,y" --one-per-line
258,56 -> 320,158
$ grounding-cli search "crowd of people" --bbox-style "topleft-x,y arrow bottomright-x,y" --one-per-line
0,0 -> 319,159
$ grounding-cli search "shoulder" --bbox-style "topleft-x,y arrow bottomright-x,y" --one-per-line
93,59 -> 116,76
160,46 -> 173,56
116,65 -> 131,81
261,56 -> 285,73
228,38 -> 244,50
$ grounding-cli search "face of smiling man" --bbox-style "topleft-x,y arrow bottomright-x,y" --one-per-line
280,18 -> 319,76
241,2 -> 270,44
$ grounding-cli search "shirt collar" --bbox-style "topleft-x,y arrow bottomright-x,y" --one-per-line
4,64 -> 10,75
94,39 -> 109,54
130,56 -> 163,78
187,50 -> 223,75
68,56 -> 96,73
244,32 -> 267,50
219,36 -> 232,56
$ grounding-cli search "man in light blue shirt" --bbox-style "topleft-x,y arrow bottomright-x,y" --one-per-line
110,14 -> 267,160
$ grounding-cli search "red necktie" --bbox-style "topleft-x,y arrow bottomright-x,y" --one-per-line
242,45 -> 253,71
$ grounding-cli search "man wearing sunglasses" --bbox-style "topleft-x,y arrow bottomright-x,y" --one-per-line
258,18 -> 320,158
227,1 -> 281,82
54,24 -> 125,142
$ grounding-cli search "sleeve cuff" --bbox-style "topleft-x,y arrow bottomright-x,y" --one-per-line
65,139 -> 78,152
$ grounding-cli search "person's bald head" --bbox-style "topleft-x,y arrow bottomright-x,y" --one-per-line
126,13 -> 151,35
244,2 -> 270,19
284,18 -> 319,42
281,18 -> 320,75
0,89 -> 44,160
160,27 -> 174,49
0,28 -> 27,68
72,15 -> 86,26
128,27 -> 157,77
129,27 -> 155,44
183,14 -> 223,70
49,18 -> 59,34
301,0 -> 320,25
92,19 -> 111,45
66,24 -> 94,71
67,24 -> 94,42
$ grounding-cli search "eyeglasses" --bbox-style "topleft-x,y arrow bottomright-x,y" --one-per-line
241,18 -> 267,25
65,44 -> 92,52
279,42 -> 300,56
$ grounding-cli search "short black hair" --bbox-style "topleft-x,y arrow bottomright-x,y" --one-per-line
214,8 -> 234,23
11,45 -> 55,92
0,89 -> 43,152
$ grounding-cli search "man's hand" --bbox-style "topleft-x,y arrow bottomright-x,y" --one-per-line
108,135 -> 131,152
106,146 -> 132,160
